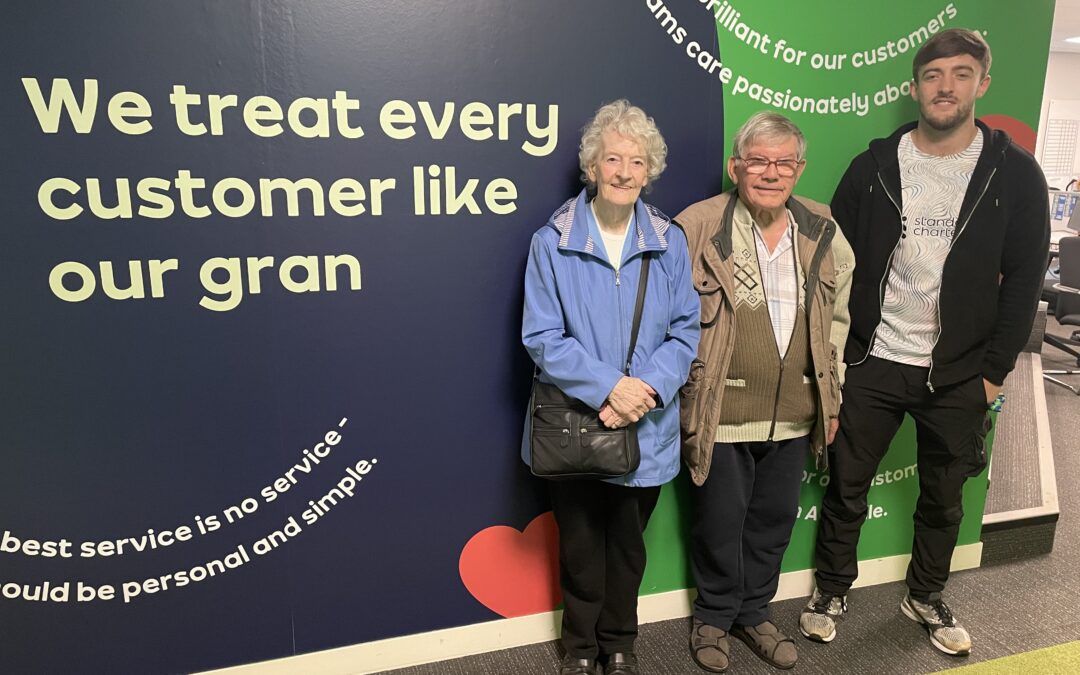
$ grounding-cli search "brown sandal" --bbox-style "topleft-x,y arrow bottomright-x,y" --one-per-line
689,618 -> 730,673
730,621 -> 798,669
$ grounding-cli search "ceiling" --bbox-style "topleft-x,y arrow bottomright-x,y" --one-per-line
1051,0 -> 1080,52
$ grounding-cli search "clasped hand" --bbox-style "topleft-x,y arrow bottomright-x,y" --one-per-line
599,376 -> 657,429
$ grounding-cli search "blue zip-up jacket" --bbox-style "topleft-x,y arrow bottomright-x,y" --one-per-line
521,190 -> 700,487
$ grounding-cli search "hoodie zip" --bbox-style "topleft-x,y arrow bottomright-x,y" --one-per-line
925,166 -> 998,391
850,174 -> 904,369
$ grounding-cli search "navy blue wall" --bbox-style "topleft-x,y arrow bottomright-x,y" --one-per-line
0,1 -> 725,672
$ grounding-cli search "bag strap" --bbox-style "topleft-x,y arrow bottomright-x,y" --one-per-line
624,253 -> 651,374
531,252 -> 651,381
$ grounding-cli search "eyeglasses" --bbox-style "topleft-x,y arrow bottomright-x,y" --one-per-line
735,156 -> 804,177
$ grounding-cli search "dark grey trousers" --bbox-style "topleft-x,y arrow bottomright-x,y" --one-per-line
691,436 -> 808,629
814,356 -> 991,601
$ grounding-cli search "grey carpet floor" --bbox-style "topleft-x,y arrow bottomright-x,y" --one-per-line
984,353 -> 1043,514
380,317 -> 1080,675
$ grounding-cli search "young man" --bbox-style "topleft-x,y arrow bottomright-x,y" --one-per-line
801,29 -> 1050,656
676,112 -> 854,673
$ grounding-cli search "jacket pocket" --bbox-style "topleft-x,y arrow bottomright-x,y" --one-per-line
694,267 -> 724,327
817,273 -> 837,307
828,346 -> 842,413
679,359 -> 707,443
698,289 -> 722,327
679,358 -> 707,471
680,358 -> 706,400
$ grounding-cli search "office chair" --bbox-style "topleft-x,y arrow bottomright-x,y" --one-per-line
1044,235 -> 1080,394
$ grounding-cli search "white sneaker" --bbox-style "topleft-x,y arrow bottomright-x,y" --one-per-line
798,587 -> 847,643
900,594 -> 971,656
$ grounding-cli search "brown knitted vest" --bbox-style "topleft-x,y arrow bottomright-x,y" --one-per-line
719,304 -> 816,431
715,203 -> 818,439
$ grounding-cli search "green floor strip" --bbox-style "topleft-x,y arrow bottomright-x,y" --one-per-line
936,641 -> 1080,674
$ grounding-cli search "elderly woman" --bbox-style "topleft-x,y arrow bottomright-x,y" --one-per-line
521,100 -> 699,675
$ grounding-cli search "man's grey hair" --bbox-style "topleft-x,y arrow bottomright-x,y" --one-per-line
732,111 -> 807,161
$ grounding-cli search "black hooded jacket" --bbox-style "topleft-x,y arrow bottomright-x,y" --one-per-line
831,119 -> 1049,388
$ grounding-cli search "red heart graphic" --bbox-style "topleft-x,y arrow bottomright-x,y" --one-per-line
459,511 -> 561,618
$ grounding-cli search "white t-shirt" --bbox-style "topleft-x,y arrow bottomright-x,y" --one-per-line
871,130 -> 982,365
592,202 -> 632,271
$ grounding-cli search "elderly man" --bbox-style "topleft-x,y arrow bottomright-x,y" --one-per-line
675,112 -> 854,673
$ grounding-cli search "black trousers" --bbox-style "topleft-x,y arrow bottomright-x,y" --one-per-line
548,480 -> 661,659
691,437 -> 808,629
815,356 -> 991,601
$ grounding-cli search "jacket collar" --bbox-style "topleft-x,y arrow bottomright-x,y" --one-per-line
548,189 -> 671,259
710,190 -> 829,261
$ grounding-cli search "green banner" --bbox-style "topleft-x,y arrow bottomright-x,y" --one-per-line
640,0 -> 1052,595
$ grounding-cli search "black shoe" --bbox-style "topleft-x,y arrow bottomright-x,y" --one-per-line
604,652 -> 638,675
560,653 -> 598,675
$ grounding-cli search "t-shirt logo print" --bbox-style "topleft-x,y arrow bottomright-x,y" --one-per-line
910,215 -> 957,239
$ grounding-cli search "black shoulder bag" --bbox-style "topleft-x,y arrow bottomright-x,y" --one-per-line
529,254 -> 651,480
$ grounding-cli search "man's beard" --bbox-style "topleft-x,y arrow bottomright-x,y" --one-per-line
921,98 -> 973,132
